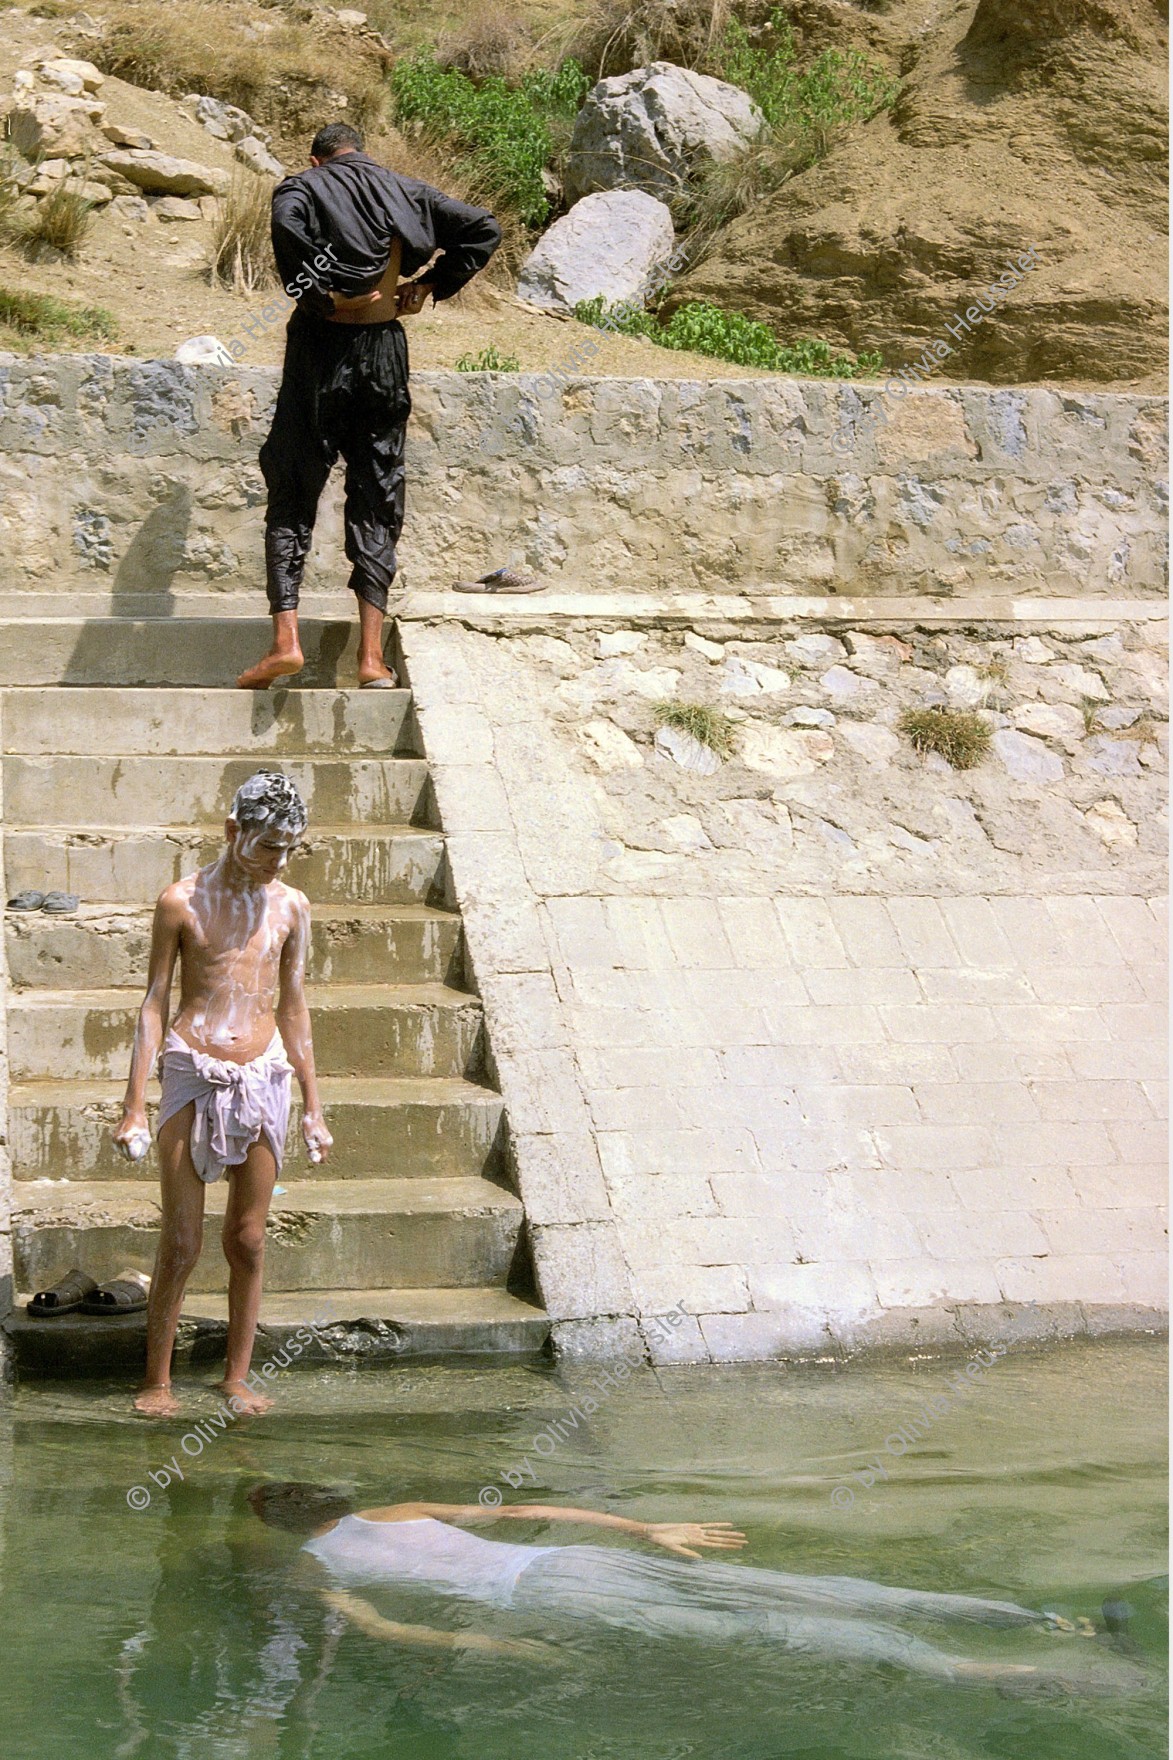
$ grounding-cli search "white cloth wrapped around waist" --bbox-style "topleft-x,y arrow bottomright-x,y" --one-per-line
156,1028 -> 293,1182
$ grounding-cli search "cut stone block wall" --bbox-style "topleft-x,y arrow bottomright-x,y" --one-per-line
399,615 -> 1168,1361
0,356 -> 1165,602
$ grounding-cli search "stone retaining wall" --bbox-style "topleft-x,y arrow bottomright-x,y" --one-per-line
0,355 -> 1165,601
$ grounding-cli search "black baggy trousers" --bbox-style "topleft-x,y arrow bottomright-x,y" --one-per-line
259,312 -> 412,615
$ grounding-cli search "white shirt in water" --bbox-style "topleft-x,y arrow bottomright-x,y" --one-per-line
302,1515 -> 558,1606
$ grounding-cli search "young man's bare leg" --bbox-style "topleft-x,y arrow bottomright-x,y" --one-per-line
356,596 -> 397,686
237,610 -> 305,691
136,1104 -> 205,1417
217,1137 -> 278,1414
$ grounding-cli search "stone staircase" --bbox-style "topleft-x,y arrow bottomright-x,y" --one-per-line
1,611 -> 548,1373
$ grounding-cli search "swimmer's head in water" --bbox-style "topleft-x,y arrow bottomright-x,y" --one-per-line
249,1481 -> 354,1533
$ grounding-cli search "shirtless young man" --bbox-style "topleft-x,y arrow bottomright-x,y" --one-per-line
113,773 -> 332,1418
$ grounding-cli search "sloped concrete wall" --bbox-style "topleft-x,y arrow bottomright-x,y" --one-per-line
400,614 -> 1167,1361
0,355 -> 1165,602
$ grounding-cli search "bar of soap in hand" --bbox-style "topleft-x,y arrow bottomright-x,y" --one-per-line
125,1128 -> 151,1161
308,1147 -> 323,1164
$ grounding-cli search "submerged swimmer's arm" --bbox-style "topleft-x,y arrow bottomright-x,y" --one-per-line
113,887 -> 183,1158
276,890 -> 331,1163
372,1502 -> 747,1560
320,1590 -> 557,1661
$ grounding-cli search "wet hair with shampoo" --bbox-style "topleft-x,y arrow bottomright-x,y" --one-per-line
230,772 -> 309,839
249,1481 -> 354,1533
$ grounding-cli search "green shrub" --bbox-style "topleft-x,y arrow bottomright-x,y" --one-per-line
898,707 -> 992,769
654,700 -> 737,758
715,7 -> 898,139
573,294 -> 881,377
0,286 -> 116,348
389,51 -> 590,227
455,345 -> 521,371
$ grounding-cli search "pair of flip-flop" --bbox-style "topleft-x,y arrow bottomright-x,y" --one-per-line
26,1266 -> 149,1317
7,890 -> 79,914
453,566 -> 547,594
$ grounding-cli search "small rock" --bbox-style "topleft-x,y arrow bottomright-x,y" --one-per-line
100,149 -> 229,197
1080,633 -> 1125,663
684,632 -> 724,660
944,663 -> 986,708
12,70 -> 33,95
175,334 -> 234,364
596,630 -> 645,657
721,797 -> 793,848
236,135 -> 285,178
1093,704 -> 1141,730
783,706 -> 835,728
659,813 -> 712,852
838,721 -> 900,765
844,630 -> 909,672
1011,702 -> 1085,741
38,65 -> 85,95
1082,736 -> 1143,777
1050,662 -> 1110,701
523,635 -> 579,673
153,195 -> 203,221
992,728 -> 1065,783
198,195 -> 221,220
595,658 -> 680,700
335,8 -> 369,25
1013,635 -> 1054,664
9,92 -> 105,156
819,664 -> 871,699
109,193 -> 150,221
34,54 -> 104,90
655,724 -> 721,774
101,121 -> 153,150
739,723 -> 830,777
784,632 -> 846,667
1084,798 -> 1138,847
23,157 -> 69,192
889,824 -> 937,855
579,718 -> 644,771
816,818 -> 859,854
720,656 -> 790,696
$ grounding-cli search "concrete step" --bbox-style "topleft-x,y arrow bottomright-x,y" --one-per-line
13,1176 -> 524,1293
4,1286 -> 550,1374
3,755 -> 435,828
3,824 -> 447,905
6,902 -> 464,989
8,984 -> 485,1080
10,1075 -> 504,1181
0,615 -> 400,688
0,687 -> 421,756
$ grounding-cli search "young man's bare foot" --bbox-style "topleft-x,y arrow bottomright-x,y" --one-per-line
357,656 -> 399,687
135,1382 -> 181,1418
237,649 -> 305,691
217,1377 -> 275,1415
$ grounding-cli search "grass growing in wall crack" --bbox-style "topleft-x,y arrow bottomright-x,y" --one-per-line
898,707 -> 991,769
654,700 -> 737,758
574,295 -> 880,377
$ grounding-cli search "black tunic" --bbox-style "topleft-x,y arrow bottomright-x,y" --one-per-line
271,149 -> 502,317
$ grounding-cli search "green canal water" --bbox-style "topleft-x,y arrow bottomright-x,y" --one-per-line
0,1337 -> 1166,1759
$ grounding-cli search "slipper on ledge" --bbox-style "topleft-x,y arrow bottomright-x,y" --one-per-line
80,1273 -> 150,1315
27,1268 -> 99,1316
452,567 -> 547,595
41,892 -> 79,915
359,672 -> 399,689
7,890 -> 45,911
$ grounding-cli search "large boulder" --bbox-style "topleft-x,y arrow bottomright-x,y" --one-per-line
8,92 -> 106,157
564,60 -> 766,206
99,149 -> 230,197
517,188 -> 676,314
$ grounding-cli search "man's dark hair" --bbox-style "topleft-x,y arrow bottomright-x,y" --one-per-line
311,122 -> 364,160
249,1481 -> 354,1533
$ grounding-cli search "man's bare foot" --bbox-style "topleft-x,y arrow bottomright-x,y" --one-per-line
217,1377 -> 274,1414
135,1382 -> 181,1418
357,656 -> 398,687
237,649 -> 304,691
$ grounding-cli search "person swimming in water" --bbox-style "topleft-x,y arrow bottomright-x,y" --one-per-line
250,1482 -> 1132,1689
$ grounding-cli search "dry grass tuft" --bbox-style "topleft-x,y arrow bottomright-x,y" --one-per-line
654,699 -> 737,757
434,12 -> 536,82
209,170 -> 277,292
898,707 -> 992,769
558,0 -> 740,80
89,0 -> 390,146
17,182 -> 97,257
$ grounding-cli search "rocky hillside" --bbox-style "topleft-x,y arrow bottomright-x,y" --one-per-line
665,0 -> 1168,388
